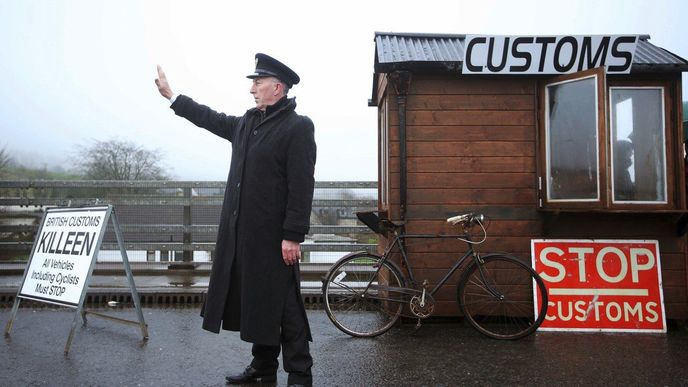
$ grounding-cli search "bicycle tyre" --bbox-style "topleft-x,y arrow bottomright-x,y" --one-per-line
457,254 -> 548,340
323,252 -> 406,337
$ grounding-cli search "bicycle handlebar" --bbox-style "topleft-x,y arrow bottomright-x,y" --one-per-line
446,213 -> 485,226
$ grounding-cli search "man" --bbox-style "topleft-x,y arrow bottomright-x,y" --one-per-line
155,53 -> 316,387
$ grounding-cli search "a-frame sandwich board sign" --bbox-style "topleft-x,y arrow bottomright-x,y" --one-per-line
4,205 -> 148,354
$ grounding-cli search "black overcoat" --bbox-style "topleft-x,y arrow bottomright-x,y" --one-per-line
171,95 -> 316,345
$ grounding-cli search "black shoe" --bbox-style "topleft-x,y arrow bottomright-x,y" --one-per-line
286,379 -> 312,387
225,366 -> 277,385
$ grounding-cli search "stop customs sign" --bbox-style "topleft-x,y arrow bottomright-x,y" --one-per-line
531,240 -> 666,332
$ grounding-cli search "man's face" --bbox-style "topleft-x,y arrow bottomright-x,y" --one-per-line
250,77 -> 280,111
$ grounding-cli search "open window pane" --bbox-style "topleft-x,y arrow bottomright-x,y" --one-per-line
379,97 -> 389,206
610,88 -> 666,203
546,76 -> 599,201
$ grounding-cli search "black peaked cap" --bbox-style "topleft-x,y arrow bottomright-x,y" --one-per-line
246,53 -> 300,88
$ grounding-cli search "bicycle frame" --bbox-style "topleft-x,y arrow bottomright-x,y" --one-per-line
380,230 -> 479,298
324,213 -> 549,339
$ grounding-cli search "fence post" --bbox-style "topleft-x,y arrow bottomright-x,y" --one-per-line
183,187 -> 192,263
167,186 -> 195,270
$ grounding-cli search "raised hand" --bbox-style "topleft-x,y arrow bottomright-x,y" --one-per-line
155,65 -> 174,99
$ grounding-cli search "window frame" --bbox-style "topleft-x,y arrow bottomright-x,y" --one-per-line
378,92 -> 390,209
608,86 -> 668,206
539,67 -> 608,210
606,79 -> 676,211
538,69 -> 678,211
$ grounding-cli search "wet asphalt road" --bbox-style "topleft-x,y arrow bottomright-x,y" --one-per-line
2,306 -> 688,387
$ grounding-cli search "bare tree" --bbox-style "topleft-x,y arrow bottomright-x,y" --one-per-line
74,139 -> 169,180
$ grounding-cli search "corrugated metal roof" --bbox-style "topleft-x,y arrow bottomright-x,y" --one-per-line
375,33 -> 465,65
374,32 -> 688,73
376,33 -> 465,63
634,37 -> 687,67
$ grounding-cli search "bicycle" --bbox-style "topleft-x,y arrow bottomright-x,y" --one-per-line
321,211 -> 548,340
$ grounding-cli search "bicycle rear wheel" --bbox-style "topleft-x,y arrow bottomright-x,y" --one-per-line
323,253 -> 406,337
458,254 -> 548,340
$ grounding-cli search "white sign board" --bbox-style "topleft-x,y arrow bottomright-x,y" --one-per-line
531,239 -> 666,333
19,206 -> 109,307
463,35 -> 638,75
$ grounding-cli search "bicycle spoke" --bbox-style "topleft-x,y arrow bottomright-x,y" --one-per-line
330,294 -> 356,305
324,254 -> 405,337
459,255 -> 547,339
328,280 -> 360,294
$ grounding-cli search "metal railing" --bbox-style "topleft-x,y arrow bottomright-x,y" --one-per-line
0,180 -> 379,270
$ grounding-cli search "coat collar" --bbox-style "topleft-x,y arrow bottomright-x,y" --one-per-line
249,96 -> 296,121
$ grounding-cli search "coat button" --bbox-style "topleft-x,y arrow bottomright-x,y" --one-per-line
236,183 -> 240,188
233,210 -> 238,216
253,130 -> 258,135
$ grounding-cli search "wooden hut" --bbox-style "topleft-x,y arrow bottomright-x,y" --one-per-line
370,32 -> 688,324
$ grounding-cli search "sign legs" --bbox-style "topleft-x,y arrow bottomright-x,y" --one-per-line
5,205 -> 149,355
4,296 -> 21,337
112,209 -> 149,340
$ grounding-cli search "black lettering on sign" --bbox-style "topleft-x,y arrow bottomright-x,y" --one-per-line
487,36 -> 510,72
71,231 -> 86,255
609,36 -> 637,72
82,232 -> 96,256
465,37 -> 486,72
464,35 -> 638,74
578,36 -> 610,71
554,36 -> 578,72
509,37 -> 533,72
535,37 -> 557,72
38,231 -> 97,256
38,231 -> 51,253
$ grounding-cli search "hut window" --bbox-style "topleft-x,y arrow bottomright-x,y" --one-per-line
539,67 -> 675,210
545,75 -> 600,202
379,97 -> 389,208
609,87 -> 667,204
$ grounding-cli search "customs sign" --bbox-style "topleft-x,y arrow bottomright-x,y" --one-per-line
19,207 -> 109,307
464,35 -> 638,74
531,239 -> 666,332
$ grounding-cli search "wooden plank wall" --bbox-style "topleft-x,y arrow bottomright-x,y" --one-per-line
382,73 -> 687,319
385,75 -> 540,315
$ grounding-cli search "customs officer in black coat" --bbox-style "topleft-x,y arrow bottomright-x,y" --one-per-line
155,53 -> 316,387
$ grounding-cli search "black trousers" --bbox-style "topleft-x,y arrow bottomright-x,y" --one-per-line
249,273 -> 313,385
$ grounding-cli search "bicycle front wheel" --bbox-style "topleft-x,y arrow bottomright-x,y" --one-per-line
458,254 -> 548,340
323,253 -> 406,337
